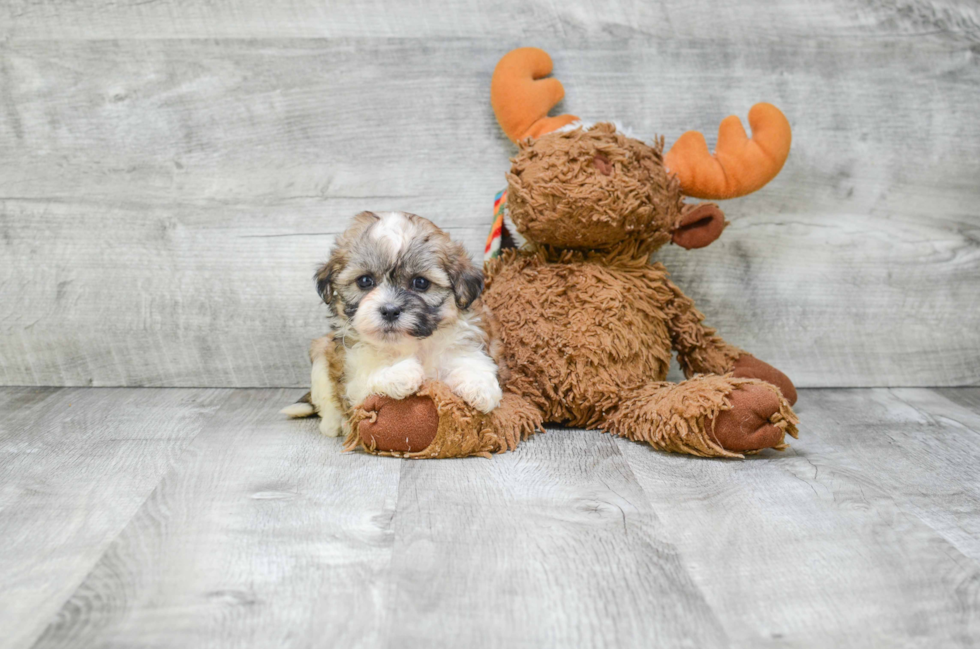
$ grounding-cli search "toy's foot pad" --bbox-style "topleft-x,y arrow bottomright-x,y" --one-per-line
357,394 -> 439,453
731,354 -> 798,405
709,383 -> 787,452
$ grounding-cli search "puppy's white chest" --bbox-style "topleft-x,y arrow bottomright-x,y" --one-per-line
340,325 -> 501,414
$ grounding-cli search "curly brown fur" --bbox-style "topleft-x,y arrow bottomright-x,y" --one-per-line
346,381 -> 542,459
663,279 -> 744,377
507,123 -> 685,255
602,374 -> 798,459
479,122 -> 799,457
484,248 -> 674,427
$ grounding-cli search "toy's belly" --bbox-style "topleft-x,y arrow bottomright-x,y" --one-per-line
484,257 -> 672,425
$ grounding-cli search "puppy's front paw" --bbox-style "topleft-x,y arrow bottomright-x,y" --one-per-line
448,372 -> 503,414
318,407 -> 345,437
370,360 -> 425,401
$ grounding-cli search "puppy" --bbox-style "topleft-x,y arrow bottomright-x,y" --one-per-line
281,211 -> 503,437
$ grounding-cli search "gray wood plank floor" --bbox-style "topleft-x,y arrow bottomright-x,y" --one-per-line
2,387 -> 979,648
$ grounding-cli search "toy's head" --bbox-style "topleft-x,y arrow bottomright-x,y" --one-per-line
491,48 -> 792,255
506,122 -> 685,252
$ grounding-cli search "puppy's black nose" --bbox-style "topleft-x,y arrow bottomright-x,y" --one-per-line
379,304 -> 402,322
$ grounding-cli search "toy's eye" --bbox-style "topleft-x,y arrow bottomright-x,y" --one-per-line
411,276 -> 430,291
356,275 -> 375,290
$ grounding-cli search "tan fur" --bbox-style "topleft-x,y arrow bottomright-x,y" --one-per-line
309,335 -> 348,418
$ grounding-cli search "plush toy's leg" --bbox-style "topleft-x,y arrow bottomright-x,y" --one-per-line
602,374 -> 798,459
345,381 -> 542,459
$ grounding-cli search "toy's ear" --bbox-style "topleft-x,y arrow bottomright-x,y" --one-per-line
671,203 -> 728,250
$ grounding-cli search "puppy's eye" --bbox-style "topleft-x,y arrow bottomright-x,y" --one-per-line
356,275 -> 375,290
411,276 -> 430,291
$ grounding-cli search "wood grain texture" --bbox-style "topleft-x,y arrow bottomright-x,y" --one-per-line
1,0 -> 977,40
2,386 -> 980,647
1,5 -> 978,388
0,387 -> 228,649
380,431 -> 727,649
30,389 -> 402,649
618,388 -> 980,648
805,387 -> 980,562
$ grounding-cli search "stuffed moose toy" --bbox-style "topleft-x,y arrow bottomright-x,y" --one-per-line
345,47 -> 799,459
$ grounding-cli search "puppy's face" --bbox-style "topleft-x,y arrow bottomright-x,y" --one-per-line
315,212 -> 483,345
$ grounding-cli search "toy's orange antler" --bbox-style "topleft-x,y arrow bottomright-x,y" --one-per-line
665,103 -> 792,200
491,48 -> 579,143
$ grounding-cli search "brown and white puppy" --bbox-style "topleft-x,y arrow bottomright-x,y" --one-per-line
283,211 -> 502,437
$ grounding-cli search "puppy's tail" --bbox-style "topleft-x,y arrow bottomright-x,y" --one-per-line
280,392 -> 316,418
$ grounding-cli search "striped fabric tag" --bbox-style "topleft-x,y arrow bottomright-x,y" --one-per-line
484,188 -> 508,263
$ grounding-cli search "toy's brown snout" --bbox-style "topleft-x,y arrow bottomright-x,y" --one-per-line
671,204 -> 727,250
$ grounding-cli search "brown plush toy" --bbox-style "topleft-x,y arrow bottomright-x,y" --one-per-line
347,47 -> 799,459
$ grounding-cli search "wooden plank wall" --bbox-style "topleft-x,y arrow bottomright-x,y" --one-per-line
1,1 -> 978,388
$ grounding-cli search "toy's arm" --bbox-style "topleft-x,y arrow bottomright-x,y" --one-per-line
663,277 -> 798,404
663,278 -> 743,377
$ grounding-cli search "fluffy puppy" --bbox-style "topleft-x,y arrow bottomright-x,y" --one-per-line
282,211 -> 503,437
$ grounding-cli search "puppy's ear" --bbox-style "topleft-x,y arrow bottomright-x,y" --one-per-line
314,254 -> 344,304
445,243 -> 484,310
350,210 -> 380,230
316,212 -> 375,302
